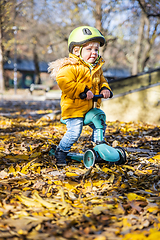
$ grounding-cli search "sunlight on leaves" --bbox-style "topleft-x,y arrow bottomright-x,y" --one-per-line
0,109 -> 159,239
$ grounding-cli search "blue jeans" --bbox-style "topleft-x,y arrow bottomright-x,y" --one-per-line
58,117 -> 106,152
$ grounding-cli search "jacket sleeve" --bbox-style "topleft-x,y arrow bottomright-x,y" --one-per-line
99,69 -> 113,98
56,65 -> 86,99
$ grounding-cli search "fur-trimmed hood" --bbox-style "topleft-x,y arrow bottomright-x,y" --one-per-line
48,55 -> 79,80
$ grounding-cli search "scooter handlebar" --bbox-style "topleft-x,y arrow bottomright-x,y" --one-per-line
80,93 -> 104,100
93,94 -> 104,100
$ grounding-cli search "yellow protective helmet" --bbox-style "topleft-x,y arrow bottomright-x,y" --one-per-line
68,26 -> 105,53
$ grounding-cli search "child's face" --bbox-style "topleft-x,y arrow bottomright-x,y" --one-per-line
81,42 -> 100,64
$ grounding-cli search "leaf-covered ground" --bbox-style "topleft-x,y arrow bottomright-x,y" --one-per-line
0,100 -> 160,240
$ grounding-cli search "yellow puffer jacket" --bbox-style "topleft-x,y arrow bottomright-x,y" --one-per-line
48,53 -> 112,119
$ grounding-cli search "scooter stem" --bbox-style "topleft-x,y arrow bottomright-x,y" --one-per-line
93,94 -> 104,108
97,128 -> 104,142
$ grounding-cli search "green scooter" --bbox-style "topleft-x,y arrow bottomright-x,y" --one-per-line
49,94 -> 126,168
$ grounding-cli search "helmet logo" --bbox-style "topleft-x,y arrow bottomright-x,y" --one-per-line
82,28 -> 92,35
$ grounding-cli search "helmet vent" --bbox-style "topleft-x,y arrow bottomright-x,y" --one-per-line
82,28 -> 92,35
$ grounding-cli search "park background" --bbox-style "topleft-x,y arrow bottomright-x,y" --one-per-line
0,1 -> 160,240
0,0 -> 160,124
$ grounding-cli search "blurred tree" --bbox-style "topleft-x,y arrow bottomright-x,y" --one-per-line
1,0 -> 160,90
78,0 -> 119,65
0,0 -> 22,92
131,0 -> 160,74
0,0 -> 4,92
137,0 -> 160,18
132,11 -> 146,75
45,0 -> 88,59
105,0 -> 160,74
16,0 -> 49,84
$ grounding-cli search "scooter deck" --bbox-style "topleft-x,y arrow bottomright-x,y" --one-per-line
94,143 -> 120,162
67,152 -> 83,162
49,144 -> 126,168
49,148 -> 83,162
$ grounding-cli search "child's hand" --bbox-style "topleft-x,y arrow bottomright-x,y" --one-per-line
86,90 -> 94,100
100,89 -> 110,99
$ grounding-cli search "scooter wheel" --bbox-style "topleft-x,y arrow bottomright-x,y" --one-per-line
83,149 -> 96,168
114,146 -> 127,165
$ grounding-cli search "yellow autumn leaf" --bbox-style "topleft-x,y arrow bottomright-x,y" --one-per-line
101,167 -> 114,173
22,187 -> 31,191
92,180 -> 104,187
72,201 -> 84,209
48,180 -> 52,184
0,152 -> 5,158
145,169 -> 152,174
93,206 -> 107,215
121,183 -> 128,189
21,166 -> 29,174
136,169 -> 153,175
68,191 -> 77,200
8,165 -> 16,173
36,166 -> 41,174
15,165 -> 21,172
123,165 -> 135,171
149,228 -> 160,239
66,172 -> 79,177
0,210 -> 4,216
122,217 -> 132,227
123,232 -> 147,240
47,185 -> 53,193
18,229 -> 28,235
30,152 -> 41,158
17,179 -> 29,184
4,156 -> 18,162
58,187 -> 67,204
45,212 -> 54,218
152,154 -> 160,160
54,180 -> 62,186
84,181 -> 92,189
32,191 -> 56,210
20,160 -> 34,174
46,192 -> 52,198
14,154 -> 29,160
147,203 -> 159,213
61,203 -> 70,216
30,163 -> 42,168
94,236 -> 106,240
127,193 -> 146,201
127,127 -> 136,132
108,174 -> 115,183
148,231 -> 160,240
64,182 -> 77,191
16,195 -> 42,208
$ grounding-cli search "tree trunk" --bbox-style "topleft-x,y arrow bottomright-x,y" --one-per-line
0,3 -> 4,93
93,0 -> 103,56
94,0 -> 102,32
140,18 -> 160,71
132,13 -> 145,75
33,45 -> 41,84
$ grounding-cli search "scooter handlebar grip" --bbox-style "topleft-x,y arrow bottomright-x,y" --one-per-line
93,94 -> 104,100
80,93 -> 104,100
80,92 -> 87,99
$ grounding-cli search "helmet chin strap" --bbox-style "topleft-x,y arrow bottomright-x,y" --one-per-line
79,46 -> 83,57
